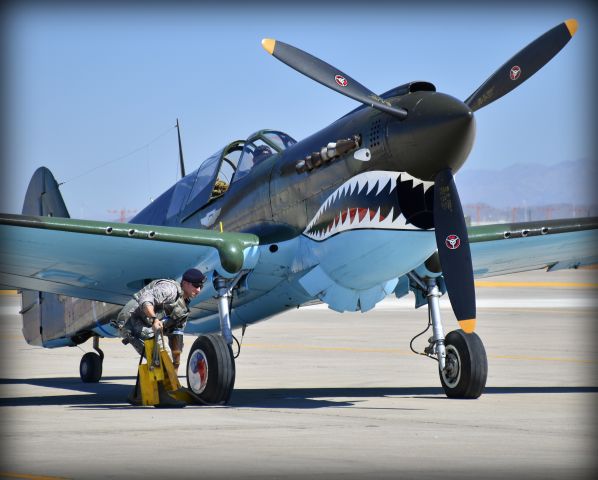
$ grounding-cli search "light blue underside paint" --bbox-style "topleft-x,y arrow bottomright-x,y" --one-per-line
0,223 -> 259,304
471,230 -> 598,277
186,228 -> 438,331
301,229 -> 437,290
298,227 -> 435,312
93,320 -> 118,338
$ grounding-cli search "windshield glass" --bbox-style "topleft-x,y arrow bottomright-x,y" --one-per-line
185,149 -> 223,205
176,148 -> 223,220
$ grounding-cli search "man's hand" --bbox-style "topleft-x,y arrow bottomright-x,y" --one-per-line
152,318 -> 163,333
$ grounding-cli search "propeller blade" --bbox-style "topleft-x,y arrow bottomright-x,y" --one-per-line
262,39 -> 408,119
433,169 -> 476,333
465,19 -> 578,112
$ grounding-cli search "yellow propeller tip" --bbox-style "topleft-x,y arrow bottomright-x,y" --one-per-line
565,19 -> 578,37
262,38 -> 276,55
458,319 -> 476,334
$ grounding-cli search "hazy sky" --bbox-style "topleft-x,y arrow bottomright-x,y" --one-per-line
2,1 -> 596,219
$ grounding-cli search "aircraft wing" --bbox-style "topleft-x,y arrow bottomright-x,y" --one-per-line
468,217 -> 598,278
0,213 -> 260,305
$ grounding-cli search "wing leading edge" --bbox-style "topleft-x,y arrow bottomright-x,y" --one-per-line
0,213 -> 260,305
467,217 -> 598,278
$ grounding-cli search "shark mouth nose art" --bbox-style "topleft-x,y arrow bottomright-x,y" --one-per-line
304,171 -> 435,241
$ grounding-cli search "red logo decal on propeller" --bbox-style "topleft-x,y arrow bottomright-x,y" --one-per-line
335,75 -> 348,87
510,65 -> 521,80
445,234 -> 461,250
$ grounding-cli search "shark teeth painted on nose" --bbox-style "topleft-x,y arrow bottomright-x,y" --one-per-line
304,171 -> 434,241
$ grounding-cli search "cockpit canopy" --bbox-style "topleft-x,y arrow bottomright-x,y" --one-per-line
233,130 -> 297,183
132,129 -> 296,226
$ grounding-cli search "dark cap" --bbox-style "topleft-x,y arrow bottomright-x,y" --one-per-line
182,268 -> 206,285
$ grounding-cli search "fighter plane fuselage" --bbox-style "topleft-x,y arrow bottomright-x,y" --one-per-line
168,85 -> 474,244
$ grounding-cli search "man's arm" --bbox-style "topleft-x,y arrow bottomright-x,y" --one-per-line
137,281 -> 179,332
141,303 -> 163,333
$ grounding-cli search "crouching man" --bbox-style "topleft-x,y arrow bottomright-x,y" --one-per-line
113,268 -> 205,373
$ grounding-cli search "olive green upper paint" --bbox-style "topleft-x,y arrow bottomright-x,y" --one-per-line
0,213 -> 259,274
468,217 -> 598,243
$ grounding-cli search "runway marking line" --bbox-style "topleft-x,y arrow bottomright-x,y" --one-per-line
243,343 -> 405,354
491,354 -> 595,364
243,343 -> 597,364
474,281 -> 598,288
0,473 -> 69,480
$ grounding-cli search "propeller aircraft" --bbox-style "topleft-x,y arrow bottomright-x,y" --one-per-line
1,19 -> 596,404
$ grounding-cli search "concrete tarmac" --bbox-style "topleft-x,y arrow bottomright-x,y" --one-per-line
0,269 -> 597,480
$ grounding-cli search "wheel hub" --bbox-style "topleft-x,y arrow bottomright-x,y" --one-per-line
188,348 -> 209,394
441,345 -> 461,388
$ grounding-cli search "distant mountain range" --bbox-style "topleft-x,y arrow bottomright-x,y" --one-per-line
457,158 -> 597,208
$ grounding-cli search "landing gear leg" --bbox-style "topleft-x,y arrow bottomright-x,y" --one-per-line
423,277 -> 447,371
214,276 -> 233,345
93,335 -> 104,361
80,335 -> 104,383
409,273 -> 487,399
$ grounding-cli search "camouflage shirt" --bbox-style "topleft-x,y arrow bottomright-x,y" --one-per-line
136,280 -> 180,311
126,279 -> 189,324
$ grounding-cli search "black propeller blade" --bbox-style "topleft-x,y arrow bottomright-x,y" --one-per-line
465,19 -> 578,112
433,169 -> 476,333
262,39 -> 408,119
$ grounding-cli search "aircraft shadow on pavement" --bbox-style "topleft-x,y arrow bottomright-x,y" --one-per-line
0,376 -> 135,408
0,378 -> 597,409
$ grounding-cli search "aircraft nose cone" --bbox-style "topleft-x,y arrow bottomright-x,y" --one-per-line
388,93 -> 475,181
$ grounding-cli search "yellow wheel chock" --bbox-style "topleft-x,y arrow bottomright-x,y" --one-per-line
129,335 -> 206,407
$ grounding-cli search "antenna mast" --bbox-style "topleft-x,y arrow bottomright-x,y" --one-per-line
176,118 -> 186,178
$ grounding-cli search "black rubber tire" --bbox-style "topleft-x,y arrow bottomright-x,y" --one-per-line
186,334 -> 235,405
440,330 -> 487,399
80,352 -> 103,383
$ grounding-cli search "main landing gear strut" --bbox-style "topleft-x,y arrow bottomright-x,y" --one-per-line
185,275 -> 236,405
408,272 -> 488,399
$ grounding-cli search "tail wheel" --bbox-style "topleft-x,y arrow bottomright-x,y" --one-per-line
80,352 -> 103,383
440,330 -> 487,399
186,333 -> 235,405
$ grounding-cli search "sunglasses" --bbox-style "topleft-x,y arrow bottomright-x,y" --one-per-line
190,281 -> 203,288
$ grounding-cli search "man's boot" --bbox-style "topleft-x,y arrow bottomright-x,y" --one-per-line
171,350 -> 182,374
168,334 -> 184,375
